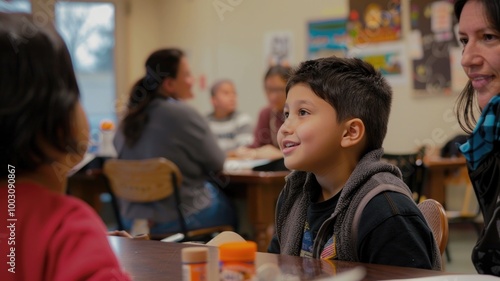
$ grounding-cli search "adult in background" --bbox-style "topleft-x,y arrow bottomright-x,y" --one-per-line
234,65 -> 292,160
114,49 -> 237,235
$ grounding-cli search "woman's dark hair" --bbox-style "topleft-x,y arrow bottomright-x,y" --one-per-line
454,0 -> 500,133
264,65 -> 292,83
122,48 -> 184,146
0,13 -> 80,177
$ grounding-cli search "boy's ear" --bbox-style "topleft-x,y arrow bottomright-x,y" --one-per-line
340,118 -> 365,148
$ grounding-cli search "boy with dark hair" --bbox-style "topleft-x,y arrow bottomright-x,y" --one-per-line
269,56 -> 441,270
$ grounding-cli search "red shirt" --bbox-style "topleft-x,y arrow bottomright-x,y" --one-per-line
0,182 -> 131,281
249,106 -> 285,148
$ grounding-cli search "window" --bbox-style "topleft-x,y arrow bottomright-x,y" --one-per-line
0,0 -> 31,13
4,0 -> 126,151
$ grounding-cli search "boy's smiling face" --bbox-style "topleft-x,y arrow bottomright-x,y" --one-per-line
278,83 -> 346,173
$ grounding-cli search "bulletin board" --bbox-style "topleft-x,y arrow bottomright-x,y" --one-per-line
409,0 -> 459,96
306,0 -> 464,97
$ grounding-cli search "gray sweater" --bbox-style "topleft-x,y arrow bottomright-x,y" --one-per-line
113,97 -> 226,222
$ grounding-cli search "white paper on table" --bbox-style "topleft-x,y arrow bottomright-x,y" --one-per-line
67,153 -> 96,177
223,159 -> 272,171
313,266 -> 366,281
384,275 -> 500,281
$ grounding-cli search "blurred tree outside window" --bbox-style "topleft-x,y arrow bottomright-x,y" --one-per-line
55,2 -> 116,149
0,0 -> 31,13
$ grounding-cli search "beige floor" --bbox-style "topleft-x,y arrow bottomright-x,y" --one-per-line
444,225 -> 478,274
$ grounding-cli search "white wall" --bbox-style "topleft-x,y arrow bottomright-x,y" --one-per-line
126,0 -> 164,86
124,0 -> 464,155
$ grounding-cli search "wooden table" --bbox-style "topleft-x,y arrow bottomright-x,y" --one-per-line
109,236 -> 454,281
423,156 -> 467,206
219,170 -> 289,252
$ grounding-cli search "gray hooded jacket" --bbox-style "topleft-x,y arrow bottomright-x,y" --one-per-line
274,148 -> 441,270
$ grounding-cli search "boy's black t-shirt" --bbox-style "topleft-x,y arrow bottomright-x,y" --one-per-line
300,184 -> 338,257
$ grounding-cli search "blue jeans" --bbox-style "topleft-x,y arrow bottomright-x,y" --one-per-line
122,182 -> 237,235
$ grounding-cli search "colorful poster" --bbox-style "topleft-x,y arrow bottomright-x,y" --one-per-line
348,0 -> 402,45
358,52 -> 402,75
307,18 -> 348,60
348,42 -> 407,85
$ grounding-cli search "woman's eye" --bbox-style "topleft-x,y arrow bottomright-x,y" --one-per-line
459,38 -> 468,46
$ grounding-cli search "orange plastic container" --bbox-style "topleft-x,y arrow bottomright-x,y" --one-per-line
219,241 -> 257,281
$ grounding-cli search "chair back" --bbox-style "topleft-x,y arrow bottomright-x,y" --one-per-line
417,199 -> 449,255
103,158 -> 182,203
445,166 -> 480,218
382,147 -> 427,203
103,158 -> 234,240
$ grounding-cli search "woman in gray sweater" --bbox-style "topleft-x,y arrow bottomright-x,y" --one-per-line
113,48 -> 236,234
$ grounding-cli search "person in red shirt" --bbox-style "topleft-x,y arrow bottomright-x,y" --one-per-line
233,65 -> 292,160
0,13 -> 131,281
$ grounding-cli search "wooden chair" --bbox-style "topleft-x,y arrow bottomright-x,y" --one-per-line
417,199 -> 449,256
382,147 -> 427,203
102,157 -> 233,241
445,167 -> 481,231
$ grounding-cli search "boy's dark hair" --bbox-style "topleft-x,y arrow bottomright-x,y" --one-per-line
0,13 -> 80,177
122,48 -> 184,146
286,56 -> 392,155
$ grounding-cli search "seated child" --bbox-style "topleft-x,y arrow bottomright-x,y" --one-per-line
268,56 -> 441,270
0,13 -> 130,280
206,79 -> 254,153
233,65 -> 292,160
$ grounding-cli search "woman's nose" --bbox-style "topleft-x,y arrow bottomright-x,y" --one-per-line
461,42 -> 483,68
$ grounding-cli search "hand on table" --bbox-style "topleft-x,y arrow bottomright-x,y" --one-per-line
107,230 -> 150,240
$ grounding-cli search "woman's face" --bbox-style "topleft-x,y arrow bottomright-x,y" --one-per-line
264,74 -> 287,113
166,57 -> 195,100
459,0 -> 500,109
